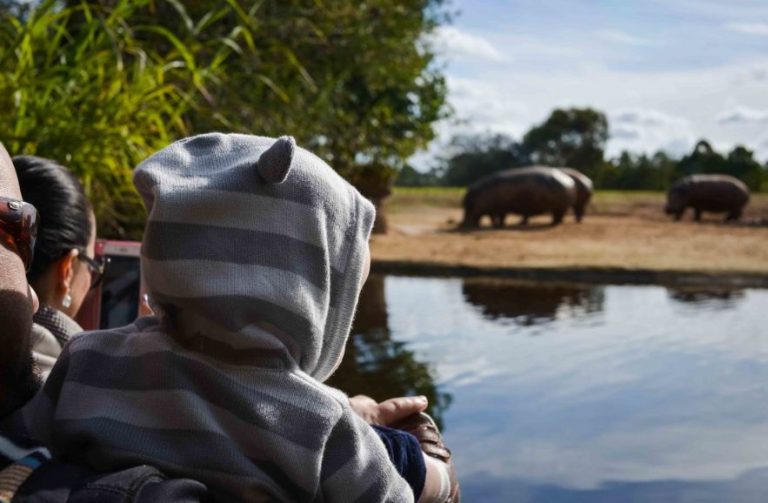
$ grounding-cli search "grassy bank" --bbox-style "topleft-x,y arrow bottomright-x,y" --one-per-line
372,188 -> 768,280
387,188 -> 768,219
386,187 -> 464,209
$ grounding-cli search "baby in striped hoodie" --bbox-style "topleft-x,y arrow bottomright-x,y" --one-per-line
16,134 -> 454,501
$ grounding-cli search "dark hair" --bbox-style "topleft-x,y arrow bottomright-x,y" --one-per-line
12,156 -> 93,283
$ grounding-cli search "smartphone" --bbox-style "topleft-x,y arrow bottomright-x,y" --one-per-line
75,240 -> 148,331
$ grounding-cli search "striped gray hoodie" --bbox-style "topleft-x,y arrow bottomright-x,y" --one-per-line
17,133 -> 414,502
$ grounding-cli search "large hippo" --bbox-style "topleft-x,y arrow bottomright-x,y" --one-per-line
665,174 -> 750,222
461,166 -> 576,228
558,168 -> 593,222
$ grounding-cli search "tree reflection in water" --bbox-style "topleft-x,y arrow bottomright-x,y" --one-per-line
462,278 -> 604,326
327,274 -> 452,428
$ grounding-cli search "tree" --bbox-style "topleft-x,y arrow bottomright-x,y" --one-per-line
440,133 -> 528,186
395,165 -> 442,187
609,151 -> 677,190
676,140 -> 727,179
0,0 -> 227,238
326,275 -> 452,428
521,107 -> 608,178
73,0 -> 450,233
6,0 -> 450,234
725,145 -> 765,191
224,0 -> 451,233
673,141 -> 765,191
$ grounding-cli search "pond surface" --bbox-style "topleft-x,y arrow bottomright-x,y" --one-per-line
327,275 -> 768,502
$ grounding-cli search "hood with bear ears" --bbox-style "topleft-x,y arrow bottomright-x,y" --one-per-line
133,133 -> 374,382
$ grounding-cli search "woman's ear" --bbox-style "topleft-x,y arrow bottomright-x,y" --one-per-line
55,249 -> 79,295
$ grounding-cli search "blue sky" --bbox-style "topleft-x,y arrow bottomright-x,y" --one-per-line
415,0 -> 768,167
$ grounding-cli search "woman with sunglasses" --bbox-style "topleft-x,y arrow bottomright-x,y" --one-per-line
13,155 -> 104,379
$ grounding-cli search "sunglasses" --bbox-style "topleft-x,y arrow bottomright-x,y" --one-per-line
77,251 -> 110,290
0,197 -> 38,272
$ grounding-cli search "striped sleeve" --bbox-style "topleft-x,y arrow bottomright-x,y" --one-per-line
16,340 -> 71,448
320,409 -> 414,503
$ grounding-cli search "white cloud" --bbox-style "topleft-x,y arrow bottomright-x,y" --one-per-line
754,133 -> 768,160
406,56 -> 768,167
597,29 -> 658,47
752,68 -> 768,81
408,76 -> 530,170
447,76 -> 529,135
409,5 -> 768,169
429,26 -> 505,62
712,106 -> 768,158
716,106 -> 768,125
658,0 -> 768,20
729,64 -> 768,86
726,22 -> 768,37
607,108 -> 696,157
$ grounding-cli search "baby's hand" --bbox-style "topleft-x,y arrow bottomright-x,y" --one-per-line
391,412 -> 461,503
349,394 -> 428,426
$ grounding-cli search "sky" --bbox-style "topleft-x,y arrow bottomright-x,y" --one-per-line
413,0 -> 768,169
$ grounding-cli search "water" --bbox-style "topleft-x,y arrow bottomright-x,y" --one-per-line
327,275 -> 768,502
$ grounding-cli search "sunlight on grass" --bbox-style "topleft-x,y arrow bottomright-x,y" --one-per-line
388,188 -> 768,216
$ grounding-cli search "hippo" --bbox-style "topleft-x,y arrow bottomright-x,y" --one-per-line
665,174 -> 750,222
558,168 -> 593,222
461,166 -> 577,228
462,279 -> 602,326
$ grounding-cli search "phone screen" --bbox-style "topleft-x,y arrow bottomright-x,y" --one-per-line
76,240 -> 145,331
99,254 -> 142,329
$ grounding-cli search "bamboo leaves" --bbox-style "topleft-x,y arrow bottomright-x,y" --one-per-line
0,0 -> 212,238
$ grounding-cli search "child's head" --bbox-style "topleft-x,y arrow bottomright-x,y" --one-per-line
133,133 -> 375,381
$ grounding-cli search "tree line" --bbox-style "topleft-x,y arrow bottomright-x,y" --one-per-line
1,0 -> 449,237
2,1 -> 764,241
398,107 -> 768,192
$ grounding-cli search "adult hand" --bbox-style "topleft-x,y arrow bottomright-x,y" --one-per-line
349,394 -> 428,426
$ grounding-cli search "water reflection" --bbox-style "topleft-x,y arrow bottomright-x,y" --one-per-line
376,276 -> 768,502
463,468 -> 768,502
462,278 -> 604,326
327,274 -> 452,426
667,286 -> 746,306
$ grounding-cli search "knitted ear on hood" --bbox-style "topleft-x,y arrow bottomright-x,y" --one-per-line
133,132 -> 375,382
256,136 -> 295,184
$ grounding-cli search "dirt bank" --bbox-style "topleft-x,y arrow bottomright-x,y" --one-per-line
370,189 -> 768,286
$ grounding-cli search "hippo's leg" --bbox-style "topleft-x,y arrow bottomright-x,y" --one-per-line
694,208 -> 702,222
674,211 -> 683,222
552,211 -> 565,226
520,215 -> 529,226
575,206 -> 584,223
492,213 -> 505,228
725,210 -> 742,222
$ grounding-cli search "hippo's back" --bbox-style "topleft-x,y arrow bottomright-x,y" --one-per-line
679,174 -> 750,211
464,166 -> 576,217
558,168 -> 593,206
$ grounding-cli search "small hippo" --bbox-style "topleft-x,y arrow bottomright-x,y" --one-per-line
558,168 -> 593,222
461,166 -> 576,228
665,174 -> 750,222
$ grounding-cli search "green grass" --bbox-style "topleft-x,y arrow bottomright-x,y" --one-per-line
387,186 -> 465,209
593,190 -> 665,198
387,187 -> 768,216
389,187 -> 668,210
